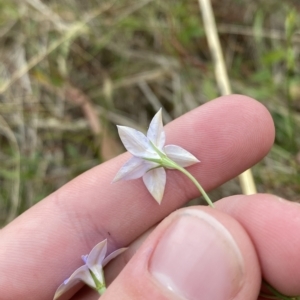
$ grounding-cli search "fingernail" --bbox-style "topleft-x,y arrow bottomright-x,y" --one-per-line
149,209 -> 244,300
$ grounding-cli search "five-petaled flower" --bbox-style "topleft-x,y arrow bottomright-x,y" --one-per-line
113,108 -> 200,204
54,240 -> 126,300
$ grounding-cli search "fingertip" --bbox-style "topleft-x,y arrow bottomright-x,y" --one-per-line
209,94 -> 275,141
214,94 -> 275,151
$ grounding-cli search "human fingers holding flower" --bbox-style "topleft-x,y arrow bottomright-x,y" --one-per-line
1,95 -> 299,300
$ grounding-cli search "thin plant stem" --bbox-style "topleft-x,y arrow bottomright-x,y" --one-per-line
157,153 -> 214,208
174,164 -> 214,208
197,0 -> 256,195
98,286 -> 107,295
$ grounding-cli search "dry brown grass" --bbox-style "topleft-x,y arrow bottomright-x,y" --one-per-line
0,0 -> 300,225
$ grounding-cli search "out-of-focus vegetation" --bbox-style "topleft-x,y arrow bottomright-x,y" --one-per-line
0,0 -> 299,226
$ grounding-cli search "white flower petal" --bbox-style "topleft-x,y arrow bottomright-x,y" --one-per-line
86,240 -> 107,269
112,157 -> 158,182
143,167 -> 166,204
147,108 -> 165,149
53,265 -> 94,300
68,265 -> 95,287
54,240 -> 128,300
86,240 -> 108,285
117,126 -> 156,158
103,247 -> 128,267
164,145 -> 200,167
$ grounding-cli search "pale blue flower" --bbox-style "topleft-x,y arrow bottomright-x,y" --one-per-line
54,240 -> 126,299
113,109 -> 199,204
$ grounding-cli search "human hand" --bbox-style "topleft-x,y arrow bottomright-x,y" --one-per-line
1,95 -> 298,300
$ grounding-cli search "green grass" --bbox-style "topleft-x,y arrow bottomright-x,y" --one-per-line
0,0 -> 300,225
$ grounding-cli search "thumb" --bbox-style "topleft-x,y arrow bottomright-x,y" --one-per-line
101,207 -> 261,300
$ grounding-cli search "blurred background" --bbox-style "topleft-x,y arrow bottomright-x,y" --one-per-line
0,0 -> 299,226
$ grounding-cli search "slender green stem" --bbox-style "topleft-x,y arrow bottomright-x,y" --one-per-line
98,286 -> 107,295
157,155 -> 214,207
149,143 -> 214,207
174,164 -> 214,208
176,166 -> 215,207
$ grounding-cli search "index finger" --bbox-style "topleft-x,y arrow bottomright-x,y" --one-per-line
0,95 -> 274,299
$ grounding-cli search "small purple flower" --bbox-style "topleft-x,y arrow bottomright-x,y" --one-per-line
113,108 -> 199,204
54,240 -> 126,299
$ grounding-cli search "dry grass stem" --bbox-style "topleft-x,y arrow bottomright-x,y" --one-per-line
0,2 -> 114,94
0,115 -> 20,223
198,0 -> 257,195
91,69 -> 171,99
25,0 -> 69,31
138,80 -> 172,123
218,23 -> 300,43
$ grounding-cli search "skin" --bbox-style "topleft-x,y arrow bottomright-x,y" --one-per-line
1,95 -> 299,300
